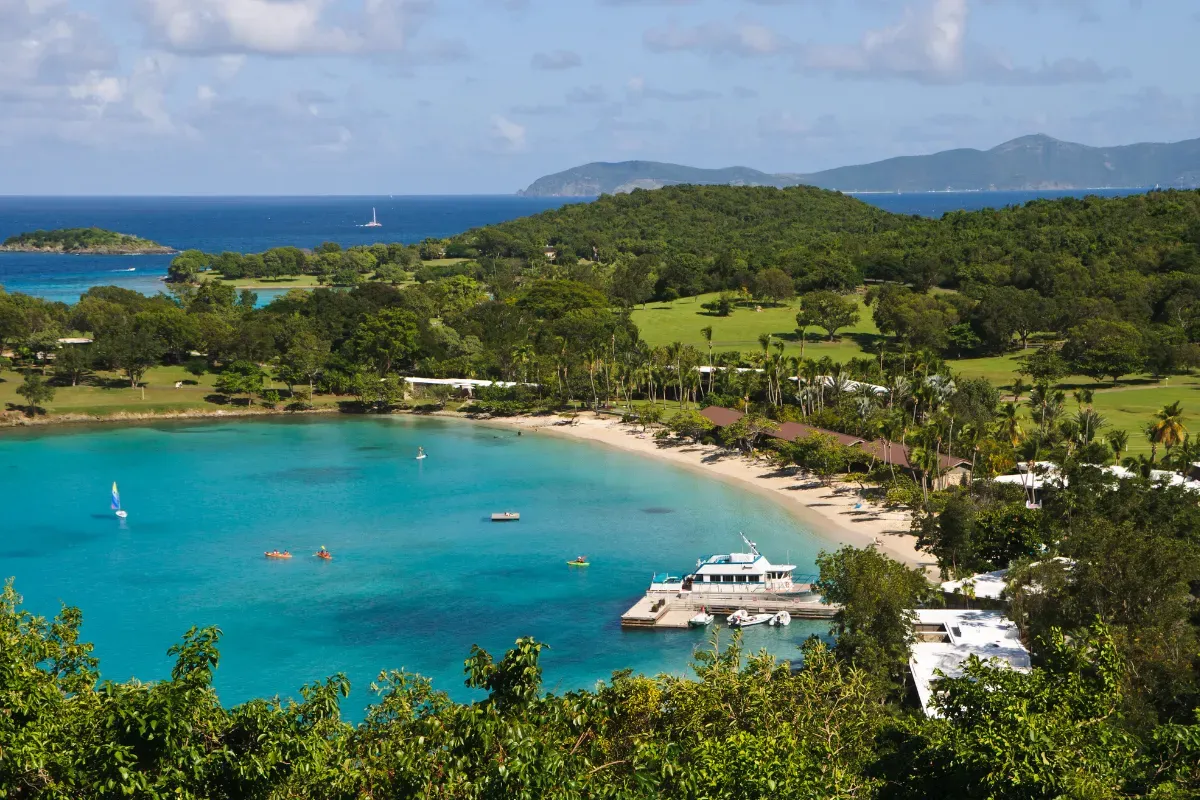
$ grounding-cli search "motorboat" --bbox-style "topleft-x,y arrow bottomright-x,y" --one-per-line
730,612 -> 773,628
769,611 -> 791,626
491,512 -> 520,522
648,533 -> 797,595
688,610 -> 715,628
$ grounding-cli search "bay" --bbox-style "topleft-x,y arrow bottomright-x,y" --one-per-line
0,416 -> 828,716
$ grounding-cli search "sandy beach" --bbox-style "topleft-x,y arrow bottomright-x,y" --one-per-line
485,411 -> 937,577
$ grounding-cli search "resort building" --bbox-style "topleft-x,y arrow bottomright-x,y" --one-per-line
697,405 -> 971,475
909,609 -> 1031,717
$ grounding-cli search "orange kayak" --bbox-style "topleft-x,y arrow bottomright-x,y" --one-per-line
265,552 -> 292,559
315,552 -> 332,560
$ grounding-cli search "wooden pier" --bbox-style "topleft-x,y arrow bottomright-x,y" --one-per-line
621,588 -> 837,629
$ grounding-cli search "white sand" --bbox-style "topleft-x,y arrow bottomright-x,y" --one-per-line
483,411 -> 937,577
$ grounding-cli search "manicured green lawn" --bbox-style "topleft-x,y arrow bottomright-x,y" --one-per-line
632,292 -> 882,362
0,365 -> 339,419
215,275 -> 324,289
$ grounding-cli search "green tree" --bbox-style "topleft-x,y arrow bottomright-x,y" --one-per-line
53,344 -> 93,386
815,545 -> 931,691
15,370 -> 55,414
277,331 -> 331,395
753,267 -> 795,304
351,309 -> 419,376
1063,318 -> 1144,383
215,360 -> 266,406
799,290 -> 860,341
102,328 -> 164,387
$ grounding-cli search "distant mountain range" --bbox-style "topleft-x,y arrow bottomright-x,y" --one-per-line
517,135 -> 1200,196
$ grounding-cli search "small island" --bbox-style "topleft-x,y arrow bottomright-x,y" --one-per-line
0,227 -> 174,254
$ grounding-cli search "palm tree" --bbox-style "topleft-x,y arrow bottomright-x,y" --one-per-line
1107,429 -> 1129,462
1163,433 -> 1200,475
996,402 -> 1024,446
1010,377 -> 1031,403
1148,401 -> 1187,461
700,325 -> 714,394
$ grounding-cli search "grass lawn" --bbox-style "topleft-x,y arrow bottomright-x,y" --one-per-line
215,275 -> 324,289
0,365 -> 339,420
631,292 -> 1200,453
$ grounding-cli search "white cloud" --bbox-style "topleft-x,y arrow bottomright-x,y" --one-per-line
644,0 -> 1126,86
489,114 -> 526,151
644,19 -> 791,57
531,50 -> 582,70
141,0 -> 427,55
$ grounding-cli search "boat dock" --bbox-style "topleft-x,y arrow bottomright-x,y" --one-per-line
621,588 -> 838,629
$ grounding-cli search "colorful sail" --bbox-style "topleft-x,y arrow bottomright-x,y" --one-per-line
111,482 -> 121,511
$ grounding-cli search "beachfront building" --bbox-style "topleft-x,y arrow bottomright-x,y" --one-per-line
698,405 -> 970,477
909,609 -> 1031,717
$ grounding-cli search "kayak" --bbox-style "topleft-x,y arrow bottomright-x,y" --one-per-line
315,552 -> 332,560
265,552 -> 292,559
567,561 -> 590,567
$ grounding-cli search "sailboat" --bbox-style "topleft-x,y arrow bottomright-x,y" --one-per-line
111,482 -> 128,519
364,208 -> 382,228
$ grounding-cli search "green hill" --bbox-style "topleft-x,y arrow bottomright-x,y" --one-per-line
1,227 -> 172,254
797,134 -> 1200,192
481,184 -> 903,259
518,135 -> 1200,196
517,160 -> 801,196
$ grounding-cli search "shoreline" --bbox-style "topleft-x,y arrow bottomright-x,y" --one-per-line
1,404 -> 935,575
474,411 -> 935,576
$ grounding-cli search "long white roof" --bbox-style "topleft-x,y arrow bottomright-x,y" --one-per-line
693,553 -> 796,575
910,609 -> 1031,717
994,462 -> 1200,493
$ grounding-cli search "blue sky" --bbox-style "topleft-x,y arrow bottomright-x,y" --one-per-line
2,0 -> 1195,194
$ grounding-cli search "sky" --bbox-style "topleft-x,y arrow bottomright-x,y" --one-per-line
2,0 -> 1197,194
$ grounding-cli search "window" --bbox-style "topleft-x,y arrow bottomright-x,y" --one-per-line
749,575 -> 761,582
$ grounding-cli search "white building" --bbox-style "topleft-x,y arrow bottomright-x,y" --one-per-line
909,609 -> 1031,717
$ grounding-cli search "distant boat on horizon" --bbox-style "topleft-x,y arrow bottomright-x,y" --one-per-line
363,208 -> 382,228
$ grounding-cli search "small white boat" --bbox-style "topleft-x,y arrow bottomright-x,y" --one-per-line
688,610 -> 715,628
729,610 -> 772,628
769,611 -> 791,627
491,512 -> 520,522
111,482 -> 128,519
364,207 -> 382,228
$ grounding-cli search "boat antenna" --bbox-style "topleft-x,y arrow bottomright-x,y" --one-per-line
739,532 -> 759,556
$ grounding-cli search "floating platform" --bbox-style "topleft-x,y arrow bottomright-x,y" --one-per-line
620,589 -> 836,629
491,512 -> 520,522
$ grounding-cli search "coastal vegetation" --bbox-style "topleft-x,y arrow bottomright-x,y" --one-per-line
3,185 -> 1200,795
0,227 -> 171,254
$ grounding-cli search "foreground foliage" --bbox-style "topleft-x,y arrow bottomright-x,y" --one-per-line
2,578 -> 1198,799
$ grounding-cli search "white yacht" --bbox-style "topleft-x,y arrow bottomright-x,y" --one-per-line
648,534 -> 797,595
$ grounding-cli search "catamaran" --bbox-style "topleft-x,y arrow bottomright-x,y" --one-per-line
364,208 -> 382,228
647,534 -> 797,595
111,482 -> 127,519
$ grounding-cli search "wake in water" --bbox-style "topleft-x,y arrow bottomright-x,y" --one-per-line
111,267 -> 137,272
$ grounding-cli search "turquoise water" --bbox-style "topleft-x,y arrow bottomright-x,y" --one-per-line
0,417 -> 829,714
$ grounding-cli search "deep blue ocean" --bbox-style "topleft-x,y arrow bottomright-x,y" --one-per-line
0,189 -> 1150,304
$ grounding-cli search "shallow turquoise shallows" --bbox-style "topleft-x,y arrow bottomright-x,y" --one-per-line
0,417 -> 831,717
